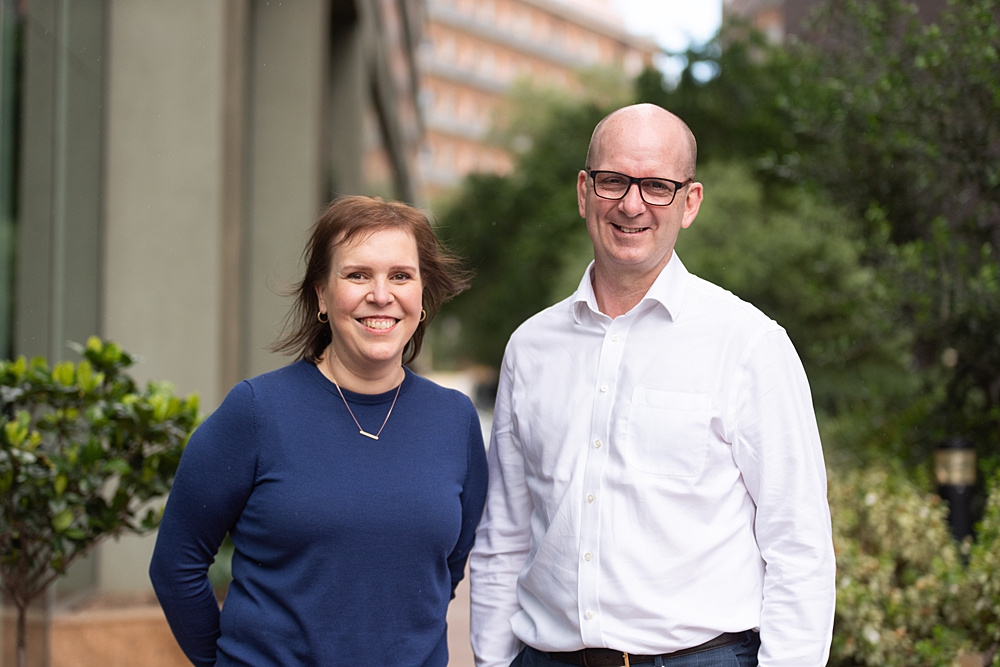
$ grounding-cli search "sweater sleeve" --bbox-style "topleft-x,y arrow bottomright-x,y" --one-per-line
448,401 -> 489,598
149,381 -> 260,667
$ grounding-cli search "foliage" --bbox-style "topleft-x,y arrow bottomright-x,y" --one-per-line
635,24 -> 805,173
787,0 -> 1000,467
675,162 -> 917,454
966,470 -> 1000,657
635,0 -> 1000,471
0,337 -> 198,665
829,465 -> 1000,666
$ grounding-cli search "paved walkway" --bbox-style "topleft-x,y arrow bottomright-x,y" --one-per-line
448,564 -> 475,667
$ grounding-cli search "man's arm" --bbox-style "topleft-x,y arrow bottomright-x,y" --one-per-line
729,328 -> 837,667
470,351 -> 534,667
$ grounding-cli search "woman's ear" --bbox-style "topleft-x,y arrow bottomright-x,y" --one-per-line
315,282 -> 327,314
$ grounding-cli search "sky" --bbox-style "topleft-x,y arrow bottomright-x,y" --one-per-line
611,0 -> 724,81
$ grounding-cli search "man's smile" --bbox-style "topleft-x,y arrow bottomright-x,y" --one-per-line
611,222 -> 649,234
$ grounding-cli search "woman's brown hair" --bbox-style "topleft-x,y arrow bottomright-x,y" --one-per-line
272,195 -> 471,366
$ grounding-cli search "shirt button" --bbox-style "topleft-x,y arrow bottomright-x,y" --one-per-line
594,439 -> 603,449
611,334 -> 619,342
584,552 -> 592,561
600,384 -> 609,393
586,610 -> 595,620
587,494 -> 595,503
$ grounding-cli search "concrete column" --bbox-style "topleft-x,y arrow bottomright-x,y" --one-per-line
102,0 -> 227,405
244,0 -> 330,377
14,0 -> 104,363
100,0 -> 229,593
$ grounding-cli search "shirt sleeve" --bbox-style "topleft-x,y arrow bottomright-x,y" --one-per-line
470,350 -> 533,667
149,381 -> 259,667
729,329 -> 836,667
448,400 -> 489,598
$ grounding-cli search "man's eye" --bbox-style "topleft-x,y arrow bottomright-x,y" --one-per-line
600,176 -> 627,187
644,180 -> 671,194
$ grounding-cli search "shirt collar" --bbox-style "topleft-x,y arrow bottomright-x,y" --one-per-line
571,252 -> 689,324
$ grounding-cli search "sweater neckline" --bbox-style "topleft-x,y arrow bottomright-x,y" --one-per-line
302,359 -> 414,405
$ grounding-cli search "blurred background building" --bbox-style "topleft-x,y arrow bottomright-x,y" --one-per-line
0,0 -> 659,664
419,0 -> 656,195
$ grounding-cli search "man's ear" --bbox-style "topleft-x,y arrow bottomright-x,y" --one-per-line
681,182 -> 704,229
577,170 -> 589,219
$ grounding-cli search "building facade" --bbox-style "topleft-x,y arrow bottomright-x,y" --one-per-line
0,0 -> 422,663
419,0 -> 657,194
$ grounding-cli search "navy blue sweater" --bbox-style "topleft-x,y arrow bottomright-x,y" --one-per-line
150,361 -> 488,667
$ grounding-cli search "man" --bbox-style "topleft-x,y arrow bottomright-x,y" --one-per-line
469,104 -> 836,667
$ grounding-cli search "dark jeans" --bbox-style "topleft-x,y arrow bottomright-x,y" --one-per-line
510,632 -> 760,667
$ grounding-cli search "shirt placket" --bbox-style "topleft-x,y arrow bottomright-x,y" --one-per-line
577,313 -> 630,645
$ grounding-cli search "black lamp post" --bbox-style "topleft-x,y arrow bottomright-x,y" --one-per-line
934,437 -> 977,541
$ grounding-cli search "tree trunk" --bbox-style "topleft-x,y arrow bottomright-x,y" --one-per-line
16,600 -> 27,667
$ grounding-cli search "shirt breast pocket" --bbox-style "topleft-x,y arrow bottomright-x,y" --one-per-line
624,388 -> 714,476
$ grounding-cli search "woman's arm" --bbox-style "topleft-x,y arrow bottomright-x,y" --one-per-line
447,400 -> 489,598
149,381 -> 259,667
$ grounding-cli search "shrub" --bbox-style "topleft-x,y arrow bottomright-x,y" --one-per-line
829,466 -> 1000,666
0,338 -> 198,667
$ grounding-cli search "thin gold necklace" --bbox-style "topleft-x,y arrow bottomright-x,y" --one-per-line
327,358 -> 402,440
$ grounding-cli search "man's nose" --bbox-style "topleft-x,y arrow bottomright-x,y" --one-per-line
619,182 -> 647,216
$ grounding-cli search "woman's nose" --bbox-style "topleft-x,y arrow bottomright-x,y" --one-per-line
367,278 -> 393,305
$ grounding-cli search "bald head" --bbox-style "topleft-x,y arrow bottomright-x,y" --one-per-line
585,104 -> 698,180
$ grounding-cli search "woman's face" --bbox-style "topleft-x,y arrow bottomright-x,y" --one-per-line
316,227 -> 423,376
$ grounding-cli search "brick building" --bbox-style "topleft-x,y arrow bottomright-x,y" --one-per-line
419,0 -> 658,194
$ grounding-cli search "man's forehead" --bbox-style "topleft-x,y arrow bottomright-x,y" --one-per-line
592,122 -> 686,166
589,106 -> 695,176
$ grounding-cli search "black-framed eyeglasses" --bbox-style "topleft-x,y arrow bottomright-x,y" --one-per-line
588,170 -> 692,207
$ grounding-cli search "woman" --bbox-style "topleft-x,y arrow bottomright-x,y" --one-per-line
150,196 -> 488,667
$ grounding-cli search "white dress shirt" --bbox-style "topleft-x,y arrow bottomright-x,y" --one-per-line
469,255 -> 836,667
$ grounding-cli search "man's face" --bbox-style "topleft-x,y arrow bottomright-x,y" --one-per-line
577,112 -> 703,283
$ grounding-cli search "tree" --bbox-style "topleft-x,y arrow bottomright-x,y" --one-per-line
675,162 -> 917,458
638,0 -> 1000,472
434,91 -> 620,368
786,0 -> 1000,468
634,26 -> 806,173
0,338 -> 198,667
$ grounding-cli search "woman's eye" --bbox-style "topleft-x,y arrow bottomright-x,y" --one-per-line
346,272 -> 365,280
392,272 -> 411,281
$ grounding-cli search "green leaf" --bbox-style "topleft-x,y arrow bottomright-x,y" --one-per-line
54,474 -> 67,496
81,439 -> 104,465
3,419 -> 25,446
101,341 -> 123,366
103,458 -> 132,475
51,509 -> 74,533
76,360 -> 95,392
52,361 -> 75,387
10,356 -> 25,381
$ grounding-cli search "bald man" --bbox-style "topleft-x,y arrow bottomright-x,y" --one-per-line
469,104 -> 836,667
